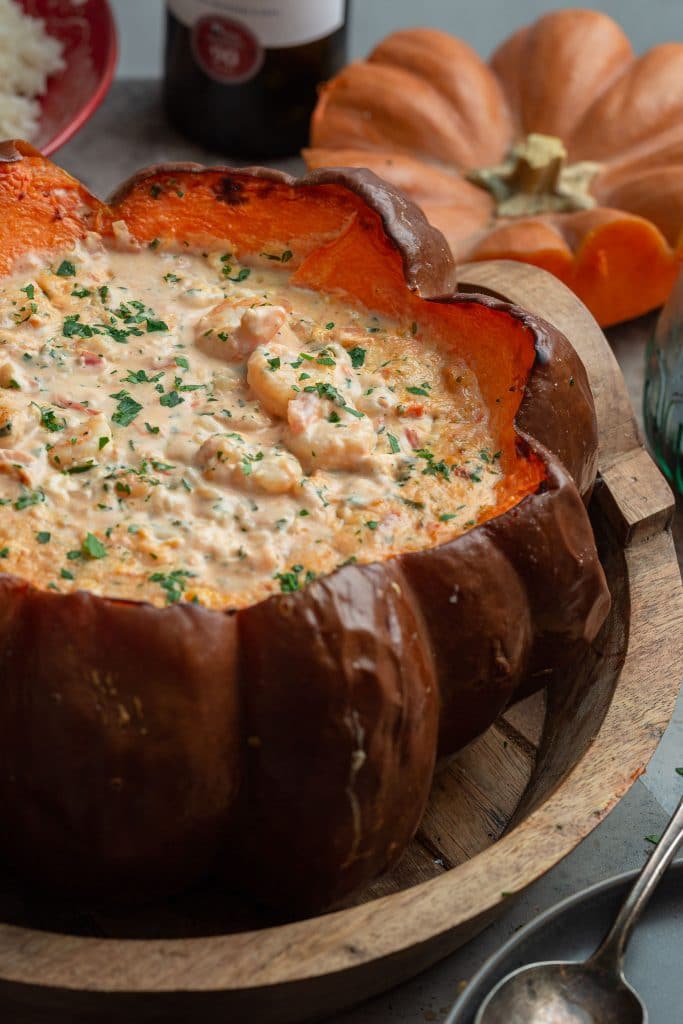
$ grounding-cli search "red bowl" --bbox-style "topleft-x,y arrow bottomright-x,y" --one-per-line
17,0 -> 118,155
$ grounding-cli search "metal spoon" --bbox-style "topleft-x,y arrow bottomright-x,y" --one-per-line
473,795 -> 683,1024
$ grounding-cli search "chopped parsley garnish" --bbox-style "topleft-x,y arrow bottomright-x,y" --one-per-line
348,347 -> 366,368
98,436 -> 110,450
55,260 -> 76,277
60,568 -> 75,580
0,422 -> 12,439
122,369 -> 164,384
14,488 -> 45,511
164,273 -> 180,284
145,421 -> 160,434
149,184 -> 162,199
21,283 -> 35,299
71,287 -> 91,298
0,547 -> 9,558
159,390 -> 184,408
416,448 -> 450,480
274,564 -> 316,593
64,460 -> 96,475
110,390 -> 143,427
304,381 -> 342,403
175,356 -> 189,370
267,356 -> 281,371
406,383 -> 431,397
387,433 -> 401,454
223,266 -> 251,283
36,531 -> 51,544
302,381 -> 364,418
63,314 -> 94,339
365,520 -> 379,530
146,318 -> 168,333
325,321 -> 335,330
261,250 -> 293,263
82,533 -> 107,559
32,404 -> 66,432
149,569 -> 196,604
241,451 -> 264,476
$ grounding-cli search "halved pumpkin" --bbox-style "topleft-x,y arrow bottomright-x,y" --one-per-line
0,141 -> 609,912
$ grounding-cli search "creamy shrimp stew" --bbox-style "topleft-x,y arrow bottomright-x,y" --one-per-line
0,235 -> 504,609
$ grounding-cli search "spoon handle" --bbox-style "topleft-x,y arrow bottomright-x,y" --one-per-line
588,794 -> 683,975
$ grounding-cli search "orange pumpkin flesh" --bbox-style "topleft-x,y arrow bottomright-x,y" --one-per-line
306,11 -> 683,327
0,143 -> 609,912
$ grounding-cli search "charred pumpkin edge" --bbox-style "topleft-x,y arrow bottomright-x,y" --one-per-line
105,161 -> 459,300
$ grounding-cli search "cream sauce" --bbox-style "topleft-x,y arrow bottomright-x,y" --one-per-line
0,233 -> 502,609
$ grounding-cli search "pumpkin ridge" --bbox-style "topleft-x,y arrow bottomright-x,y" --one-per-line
491,9 -> 633,141
568,42 -> 683,162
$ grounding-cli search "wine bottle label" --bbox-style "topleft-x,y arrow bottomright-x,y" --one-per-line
191,16 -> 264,83
167,1 -> 345,48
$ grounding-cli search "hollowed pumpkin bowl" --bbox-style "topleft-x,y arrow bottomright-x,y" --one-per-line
0,142 -> 679,1024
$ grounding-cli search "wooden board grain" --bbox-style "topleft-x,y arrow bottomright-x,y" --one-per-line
0,262 -> 680,1024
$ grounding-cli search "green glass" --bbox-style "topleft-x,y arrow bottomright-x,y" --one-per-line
644,269 -> 683,494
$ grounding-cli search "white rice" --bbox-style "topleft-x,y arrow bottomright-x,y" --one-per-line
0,0 -> 65,140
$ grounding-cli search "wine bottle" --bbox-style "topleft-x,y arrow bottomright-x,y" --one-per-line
163,0 -> 349,158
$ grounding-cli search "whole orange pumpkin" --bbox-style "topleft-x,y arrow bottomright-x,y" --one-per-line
306,9 -> 683,327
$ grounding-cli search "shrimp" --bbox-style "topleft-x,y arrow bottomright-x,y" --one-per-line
0,397 -> 31,449
0,448 -> 35,485
47,413 -> 112,471
285,391 -> 376,472
0,361 -> 28,391
246,342 -> 303,418
248,341 -> 359,420
196,434 -> 303,495
195,301 -> 295,362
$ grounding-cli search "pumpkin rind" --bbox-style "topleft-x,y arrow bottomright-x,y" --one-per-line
307,10 -> 683,326
0,146 -> 609,912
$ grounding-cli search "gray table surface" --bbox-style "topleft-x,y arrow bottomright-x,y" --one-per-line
54,80 -> 683,1024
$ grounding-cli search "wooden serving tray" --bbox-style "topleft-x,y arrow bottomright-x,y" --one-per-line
0,262 -> 680,1024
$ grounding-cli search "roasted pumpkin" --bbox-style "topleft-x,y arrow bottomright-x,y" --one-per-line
306,9 -> 683,327
0,141 -> 609,913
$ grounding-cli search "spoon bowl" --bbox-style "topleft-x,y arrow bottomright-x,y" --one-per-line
475,959 -> 645,1023
469,795 -> 683,1024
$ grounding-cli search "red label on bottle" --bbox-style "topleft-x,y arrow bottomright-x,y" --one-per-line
192,15 -> 264,84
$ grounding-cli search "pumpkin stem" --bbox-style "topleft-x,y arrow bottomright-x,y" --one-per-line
467,133 -> 601,217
